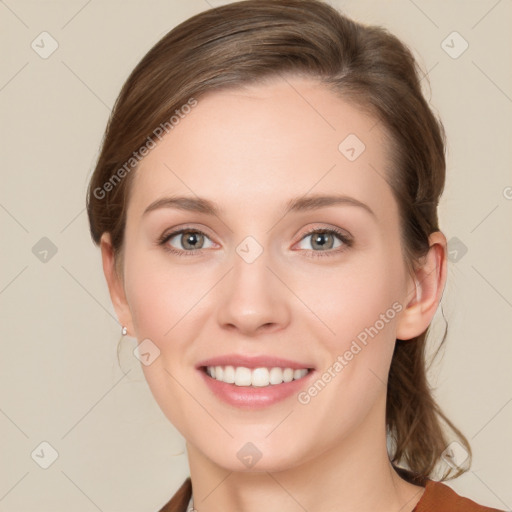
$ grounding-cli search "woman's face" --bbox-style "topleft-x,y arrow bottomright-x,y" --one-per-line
107,76 -> 421,472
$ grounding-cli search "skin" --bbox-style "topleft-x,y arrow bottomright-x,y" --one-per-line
101,76 -> 447,512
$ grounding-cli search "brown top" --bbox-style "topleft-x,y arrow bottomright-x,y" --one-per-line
158,476 -> 505,512
412,479 -> 504,512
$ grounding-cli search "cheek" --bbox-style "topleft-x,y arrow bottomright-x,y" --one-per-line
292,262 -> 403,438
124,234 -> 406,360
124,250 -> 207,338
122,247 -> 222,388
125,270 -> 171,339
300,247 -> 406,404
122,251 -> 210,431
297,251 -> 405,345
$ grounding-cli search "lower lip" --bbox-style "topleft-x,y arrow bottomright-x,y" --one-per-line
197,367 -> 316,409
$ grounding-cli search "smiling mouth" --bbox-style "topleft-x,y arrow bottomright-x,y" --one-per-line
201,365 -> 313,387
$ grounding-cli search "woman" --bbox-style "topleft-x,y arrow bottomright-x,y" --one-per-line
86,1 -> 504,510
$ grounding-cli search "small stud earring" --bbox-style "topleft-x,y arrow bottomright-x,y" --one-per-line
121,326 -> 128,336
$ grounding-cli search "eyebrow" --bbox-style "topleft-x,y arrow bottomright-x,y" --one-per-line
143,194 -> 376,218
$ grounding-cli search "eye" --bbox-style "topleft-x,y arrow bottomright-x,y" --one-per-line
158,228 -> 215,255
296,227 -> 352,257
157,226 -> 352,258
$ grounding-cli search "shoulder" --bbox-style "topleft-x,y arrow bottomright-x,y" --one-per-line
157,477 -> 192,512
157,476 -> 506,512
414,480 -> 506,512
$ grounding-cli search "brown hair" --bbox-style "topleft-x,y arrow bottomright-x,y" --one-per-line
87,0 -> 471,489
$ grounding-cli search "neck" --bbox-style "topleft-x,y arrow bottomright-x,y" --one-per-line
185,394 -> 425,512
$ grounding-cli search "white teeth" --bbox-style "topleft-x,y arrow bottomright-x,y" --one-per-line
235,367 -> 252,386
283,368 -> 294,382
223,365 -> 235,383
205,365 -> 310,387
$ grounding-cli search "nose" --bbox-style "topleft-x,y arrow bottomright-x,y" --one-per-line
215,246 -> 291,337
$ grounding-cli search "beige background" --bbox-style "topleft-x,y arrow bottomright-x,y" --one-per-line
1,0 -> 511,510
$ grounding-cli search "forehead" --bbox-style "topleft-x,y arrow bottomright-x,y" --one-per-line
129,76 -> 397,222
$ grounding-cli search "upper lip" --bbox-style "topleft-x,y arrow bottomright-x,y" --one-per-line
196,354 -> 315,370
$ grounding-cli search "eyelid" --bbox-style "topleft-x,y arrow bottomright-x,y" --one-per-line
295,225 -> 352,243
158,223 -> 215,242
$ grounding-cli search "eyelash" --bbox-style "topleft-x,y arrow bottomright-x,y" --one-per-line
157,226 -> 353,259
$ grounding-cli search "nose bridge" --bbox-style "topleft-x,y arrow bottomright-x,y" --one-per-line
215,235 -> 290,334
233,239 -> 271,293
230,237 -> 277,307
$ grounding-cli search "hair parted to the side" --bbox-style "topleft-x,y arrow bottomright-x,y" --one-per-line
86,0 -> 471,489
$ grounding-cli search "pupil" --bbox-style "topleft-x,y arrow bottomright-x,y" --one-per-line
184,232 -> 201,249
313,232 -> 333,250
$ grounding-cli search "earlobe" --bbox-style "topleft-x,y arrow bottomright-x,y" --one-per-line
100,233 -> 134,336
396,231 -> 447,341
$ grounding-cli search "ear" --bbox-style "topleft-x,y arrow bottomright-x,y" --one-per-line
100,233 -> 134,336
395,231 -> 447,340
